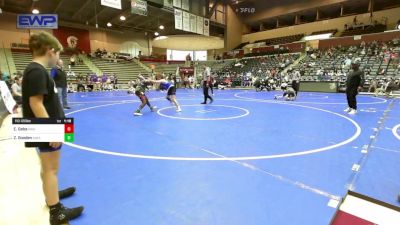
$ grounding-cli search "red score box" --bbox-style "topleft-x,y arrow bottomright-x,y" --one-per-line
64,124 -> 74,133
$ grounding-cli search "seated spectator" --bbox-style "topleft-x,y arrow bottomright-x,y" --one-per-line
77,80 -> 86,92
69,55 -> 76,66
11,76 -> 22,104
67,83 -> 75,93
369,79 -> 377,92
375,78 -> 397,97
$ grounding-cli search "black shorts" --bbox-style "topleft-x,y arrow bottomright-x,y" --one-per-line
167,86 -> 176,96
37,144 -> 62,153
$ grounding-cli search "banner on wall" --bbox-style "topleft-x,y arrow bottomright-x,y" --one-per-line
203,18 -> 209,36
131,0 -> 147,16
164,0 -> 173,8
189,13 -> 196,33
182,11 -> 190,32
53,26 -> 91,53
196,16 -> 203,35
101,0 -> 122,9
174,9 -> 182,30
173,0 -> 181,8
17,14 -> 58,29
181,0 -> 189,11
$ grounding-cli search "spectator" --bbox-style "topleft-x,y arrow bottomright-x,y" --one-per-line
51,59 -> 70,109
69,55 -> 76,67
369,79 -> 377,92
22,31 -> 83,225
11,76 -> 22,104
114,74 -> 118,89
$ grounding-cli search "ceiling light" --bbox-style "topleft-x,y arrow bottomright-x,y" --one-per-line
154,32 -> 159,36
32,9 -> 39,14
159,25 -> 164,30
120,16 -> 126,21
107,22 -> 112,27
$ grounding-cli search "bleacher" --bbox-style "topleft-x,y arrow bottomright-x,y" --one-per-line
220,54 -> 300,77
11,50 -> 32,73
59,55 -> 92,76
255,34 -> 304,45
293,41 -> 400,90
145,62 -> 184,75
91,58 -> 149,84
311,29 -> 338,36
195,60 -> 236,72
340,24 -> 386,37
11,50 -> 91,76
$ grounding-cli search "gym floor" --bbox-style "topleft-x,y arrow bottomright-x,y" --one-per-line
28,89 -> 400,224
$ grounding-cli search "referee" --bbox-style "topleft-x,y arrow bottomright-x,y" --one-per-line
201,65 -> 213,104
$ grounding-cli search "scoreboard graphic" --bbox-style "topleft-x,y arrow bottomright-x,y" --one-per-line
12,118 -> 74,142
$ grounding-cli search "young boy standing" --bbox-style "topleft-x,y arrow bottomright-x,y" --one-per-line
22,32 -> 84,225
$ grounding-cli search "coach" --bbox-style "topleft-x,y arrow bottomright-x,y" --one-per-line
51,59 -> 70,109
344,58 -> 363,115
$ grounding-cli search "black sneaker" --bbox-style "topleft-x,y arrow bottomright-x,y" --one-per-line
210,99 -> 214,104
63,106 -> 71,110
50,204 -> 84,225
201,102 -> 206,104
59,187 -> 76,199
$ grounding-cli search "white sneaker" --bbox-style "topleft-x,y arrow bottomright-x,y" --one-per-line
348,109 -> 357,115
134,112 -> 143,116
343,107 -> 351,112
176,108 -> 182,112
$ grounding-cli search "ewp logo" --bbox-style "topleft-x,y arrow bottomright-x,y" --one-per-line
17,14 -> 58,29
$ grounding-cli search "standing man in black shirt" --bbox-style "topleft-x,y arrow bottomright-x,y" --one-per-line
22,32 -> 83,225
344,58 -> 364,115
51,59 -> 70,109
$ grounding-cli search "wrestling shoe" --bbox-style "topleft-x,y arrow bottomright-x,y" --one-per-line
59,187 -> 76,199
134,110 -> 143,116
176,107 -> 182,112
343,107 -> 351,112
50,204 -> 84,225
348,109 -> 357,115
201,102 -> 206,104
151,106 -> 157,112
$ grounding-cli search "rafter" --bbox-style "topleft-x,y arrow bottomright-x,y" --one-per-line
72,0 -> 93,19
54,0 -> 66,13
109,7 -> 132,23
89,6 -> 108,22
206,0 -> 219,18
